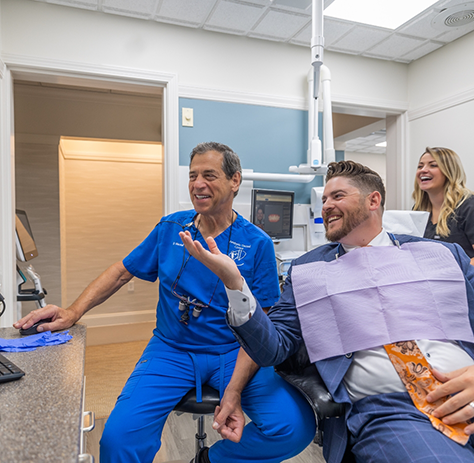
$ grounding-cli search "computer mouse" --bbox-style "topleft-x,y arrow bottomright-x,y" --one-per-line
19,318 -> 53,336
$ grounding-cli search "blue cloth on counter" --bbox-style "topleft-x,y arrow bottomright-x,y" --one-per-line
0,331 -> 72,352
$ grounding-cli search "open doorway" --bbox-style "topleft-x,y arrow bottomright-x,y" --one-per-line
13,78 -> 165,343
333,112 -> 386,184
331,107 -> 409,211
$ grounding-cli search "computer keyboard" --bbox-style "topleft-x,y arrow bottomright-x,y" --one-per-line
0,353 -> 25,384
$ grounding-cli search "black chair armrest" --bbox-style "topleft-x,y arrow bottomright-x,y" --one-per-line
276,364 -> 345,422
275,345 -> 345,446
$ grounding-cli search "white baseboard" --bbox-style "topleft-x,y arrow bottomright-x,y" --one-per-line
81,309 -> 155,327
85,321 -> 155,346
80,310 -> 156,346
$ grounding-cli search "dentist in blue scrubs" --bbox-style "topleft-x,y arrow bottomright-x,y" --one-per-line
15,142 -> 315,463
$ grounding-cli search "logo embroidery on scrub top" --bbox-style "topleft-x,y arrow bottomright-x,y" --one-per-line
229,248 -> 247,261
229,240 -> 251,267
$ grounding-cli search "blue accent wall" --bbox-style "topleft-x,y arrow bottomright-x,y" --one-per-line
179,98 -> 343,203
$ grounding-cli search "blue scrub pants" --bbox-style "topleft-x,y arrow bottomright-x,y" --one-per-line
100,336 -> 316,463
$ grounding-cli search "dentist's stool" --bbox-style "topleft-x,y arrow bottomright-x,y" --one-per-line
166,385 -> 220,463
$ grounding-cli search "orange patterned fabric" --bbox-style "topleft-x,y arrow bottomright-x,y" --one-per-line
384,341 -> 469,445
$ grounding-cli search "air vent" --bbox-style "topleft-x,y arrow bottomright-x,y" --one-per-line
431,2 -> 474,29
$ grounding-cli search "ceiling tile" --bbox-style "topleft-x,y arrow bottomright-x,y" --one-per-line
323,18 -> 356,46
206,1 -> 265,32
250,9 -> 310,39
400,41 -> 444,61
331,26 -> 391,53
30,0 -> 468,63
442,0 -> 474,9
327,46 -> 360,56
272,0 -> 311,10
344,129 -> 386,154
368,34 -> 426,58
367,147 -> 386,154
435,21 -> 474,42
156,0 -> 215,26
397,11 -> 447,40
102,0 -> 158,19
42,0 -> 98,9
239,0 -> 271,4
152,17 -> 201,28
290,23 -> 311,45
362,52 -> 397,61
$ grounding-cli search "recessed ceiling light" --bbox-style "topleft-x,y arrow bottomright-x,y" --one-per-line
324,0 -> 438,30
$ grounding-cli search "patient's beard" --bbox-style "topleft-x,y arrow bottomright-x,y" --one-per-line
324,202 -> 370,242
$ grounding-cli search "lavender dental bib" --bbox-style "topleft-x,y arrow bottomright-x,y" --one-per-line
292,241 -> 474,363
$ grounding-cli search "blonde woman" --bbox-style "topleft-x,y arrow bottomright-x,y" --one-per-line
413,147 -> 474,264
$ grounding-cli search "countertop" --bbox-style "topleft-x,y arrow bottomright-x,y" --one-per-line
0,324 -> 87,462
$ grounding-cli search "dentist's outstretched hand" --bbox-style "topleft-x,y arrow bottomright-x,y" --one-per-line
179,231 -> 243,290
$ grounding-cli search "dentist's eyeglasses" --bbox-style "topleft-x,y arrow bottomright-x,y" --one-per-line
171,251 -> 216,324
173,291 -> 209,324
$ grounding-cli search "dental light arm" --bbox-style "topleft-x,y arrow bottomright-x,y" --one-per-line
242,0 -> 333,182
289,0 -> 333,174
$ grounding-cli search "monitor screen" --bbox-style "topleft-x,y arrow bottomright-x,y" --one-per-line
16,209 -> 38,262
251,189 -> 295,241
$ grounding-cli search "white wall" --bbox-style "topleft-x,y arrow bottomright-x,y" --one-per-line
408,31 -> 474,109
407,31 -> 474,203
326,51 -> 408,112
409,100 -> 474,189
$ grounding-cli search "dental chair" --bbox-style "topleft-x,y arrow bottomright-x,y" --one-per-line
275,344 -> 356,463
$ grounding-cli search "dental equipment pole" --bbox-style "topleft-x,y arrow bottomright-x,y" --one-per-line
289,0 -> 331,175
321,65 -> 335,165
242,0 -> 333,183
310,0 -> 324,169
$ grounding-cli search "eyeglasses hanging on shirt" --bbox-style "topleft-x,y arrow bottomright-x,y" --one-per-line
170,215 -> 234,325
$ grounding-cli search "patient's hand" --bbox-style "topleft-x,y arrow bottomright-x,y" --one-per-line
212,388 -> 245,442
179,231 -> 243,290
426,365 -> 474,435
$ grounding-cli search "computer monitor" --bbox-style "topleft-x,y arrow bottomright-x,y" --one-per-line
15,209 -> 38,262
251,189 -> 295,241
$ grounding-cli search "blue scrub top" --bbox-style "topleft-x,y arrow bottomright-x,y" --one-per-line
123,210 -> 280,354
